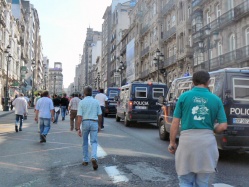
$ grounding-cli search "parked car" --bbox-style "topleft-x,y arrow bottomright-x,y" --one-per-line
105,87 -> 120,117
157,68 -> 249,152
115,81 -> 168,126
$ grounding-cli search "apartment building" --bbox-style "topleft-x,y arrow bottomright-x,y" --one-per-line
48,62 -> 63,96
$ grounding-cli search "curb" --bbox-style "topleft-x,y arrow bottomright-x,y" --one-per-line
0,111 -> 15,118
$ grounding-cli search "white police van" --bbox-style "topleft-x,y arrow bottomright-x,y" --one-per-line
115,81 -> 168,126
157,68 -> 249,152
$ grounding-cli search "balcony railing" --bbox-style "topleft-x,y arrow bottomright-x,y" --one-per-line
140,24 -> 150,36
140,69 -> 149,79
193,1 -> 249,43
163,26 -> 176,42
192,0 -> 205,9
162,0 -> 175,16
161,55 -> 176,68
196,45 -> 249,71
141,46 -> 150,58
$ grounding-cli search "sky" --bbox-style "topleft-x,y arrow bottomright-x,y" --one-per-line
29,0 -> 112,88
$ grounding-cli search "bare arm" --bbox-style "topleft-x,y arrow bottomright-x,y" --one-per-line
35,110 -> 39,122
214,122 -> 227,133
50,110 -> 55,122
77,116 -> 83,137
168,117 -> 180,154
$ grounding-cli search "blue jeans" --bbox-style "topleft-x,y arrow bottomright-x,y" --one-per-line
39,118 -> 51,136
15,114 -> 23,128
61,106 -> 67,118
178,172 -> 211,187
82,120 -> 98,162
100,106 -> 105,128
54,110 -> 60,123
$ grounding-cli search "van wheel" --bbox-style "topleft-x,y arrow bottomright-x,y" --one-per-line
124,115 -> 130,127
159,120 -> 169,141
116,114 -> 120,122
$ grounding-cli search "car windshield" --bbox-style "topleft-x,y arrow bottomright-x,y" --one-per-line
109,90 -> 119,98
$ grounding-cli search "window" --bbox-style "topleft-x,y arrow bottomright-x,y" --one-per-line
172,15 -> 176,26
216,4 -> 221,18
228,0 -> 234,10
153,3 -> 156,15
188,6 -> 191,18
135,87 -> 147,98
208,77 -> 215,93
218,42 -> 223,56
109,90 -> 119,98
207,11 -> 211,24
229,34 -> 236,51
153,88 -> 164,99
233,78 -> 249,101
167,19 -> 170,30
188,35 -> 192,47
246,28 -> 249,46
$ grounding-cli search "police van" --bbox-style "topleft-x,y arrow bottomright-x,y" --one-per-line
115,81 -> 168,126
157,68 -> 249,152
105,87 -> 120,117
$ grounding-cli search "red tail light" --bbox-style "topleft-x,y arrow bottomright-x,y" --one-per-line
128,101 -> 133,111
222,137 -> 227,143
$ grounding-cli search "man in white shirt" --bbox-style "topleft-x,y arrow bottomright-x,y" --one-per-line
12,93 -> 28,132
68,93 -> 81,131
94,89 -> 108,129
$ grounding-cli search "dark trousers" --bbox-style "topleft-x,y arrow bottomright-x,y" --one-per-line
100,106 -> 105,128
15,114 -> 24,128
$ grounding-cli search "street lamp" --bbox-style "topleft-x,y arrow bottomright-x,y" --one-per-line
97,72 -> 100,89
3,45 -> 12,111
31,60 -> 36,107
198,27 -> 219,72
53,75 -> 56,95
117,60 -> 125,86
153,48 -> 164,83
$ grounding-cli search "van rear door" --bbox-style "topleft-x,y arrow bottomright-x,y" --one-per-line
223,72 -> 249,149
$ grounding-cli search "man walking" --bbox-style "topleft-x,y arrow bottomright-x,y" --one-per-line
60,93 -> 69,121
77,86 -> 102,170
53,94 -> 61,124
68,93 -> 81,131
94,88 -> 107,129
168,70 -> 227,187
12,93 -> 28,132
35,91 -> 54,143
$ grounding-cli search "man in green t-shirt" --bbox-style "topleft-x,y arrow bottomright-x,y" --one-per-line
168,70 -> 227,187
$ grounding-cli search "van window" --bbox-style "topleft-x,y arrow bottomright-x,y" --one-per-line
135,87 -> 147,98
233,78 -> 249,101
176,81 -> 192,98
208,77 -> 215,93
153,88 -> 164,99
109,90 -> 119,98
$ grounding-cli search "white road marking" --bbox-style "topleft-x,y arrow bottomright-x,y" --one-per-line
87,135 -> 107,158
104,166 -> 129,183
213,184 -> 234,187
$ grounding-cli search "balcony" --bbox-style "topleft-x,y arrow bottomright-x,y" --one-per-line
234,0 -> 249,21
0,14 -> 6,27
141,46 -> 150,58
140,24 -> 150,37
120,45 -> 126,55
140,69 -> 149,79
163,26 -> 176,42
110,69 -> 116,76
161,55 -> 176,68
196,45 -> 249,71
162,0 -> 175,16
192,0 -> 205,9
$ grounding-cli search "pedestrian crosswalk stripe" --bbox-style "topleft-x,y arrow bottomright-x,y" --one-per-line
104,166 -> 129,183
213,183 -> 234,187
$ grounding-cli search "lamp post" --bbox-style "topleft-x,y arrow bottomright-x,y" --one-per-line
31,60 -> 36,107
198,27 -> 219,72
97,72 -> 100,89
118,61 -> 125,86
53,76 -> 56,95
3,45 -> 11,111
44,74 -> 47,90
153,48 -> 164,83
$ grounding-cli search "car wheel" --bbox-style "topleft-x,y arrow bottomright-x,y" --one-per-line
124,115 -> 130,127
159,120 -> 169,141
116,114 -> 120,122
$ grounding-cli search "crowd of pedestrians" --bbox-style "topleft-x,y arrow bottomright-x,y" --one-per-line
9,70 -> 229,180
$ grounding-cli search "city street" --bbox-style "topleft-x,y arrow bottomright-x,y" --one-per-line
0,109 -> 248,187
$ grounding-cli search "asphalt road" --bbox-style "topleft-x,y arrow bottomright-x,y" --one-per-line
0,110 -> 248,187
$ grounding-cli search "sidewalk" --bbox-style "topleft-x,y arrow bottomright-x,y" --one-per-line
0,108 -> 14,117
